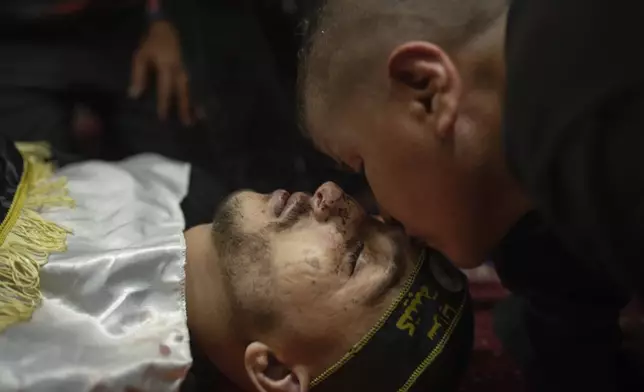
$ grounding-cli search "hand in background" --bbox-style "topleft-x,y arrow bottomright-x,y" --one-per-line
129,20 -> 192,126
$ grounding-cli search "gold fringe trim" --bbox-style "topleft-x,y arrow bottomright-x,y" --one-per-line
0,143 -> 74,333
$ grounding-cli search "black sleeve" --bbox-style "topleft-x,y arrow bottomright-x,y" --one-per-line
181,165 -> 231,230
494,214 -> 641,392
504,0 -> 644,291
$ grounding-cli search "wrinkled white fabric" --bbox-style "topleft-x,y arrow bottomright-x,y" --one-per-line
0,155 -> 192,392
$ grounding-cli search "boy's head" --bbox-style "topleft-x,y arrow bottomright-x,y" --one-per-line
207,182 -> 473,392
298,0 -> 527,269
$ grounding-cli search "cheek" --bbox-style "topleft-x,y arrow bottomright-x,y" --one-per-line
229,267 -> 273,312
271,236 -> 342,301
277,265 -> 335,298
276,275 -> 350,337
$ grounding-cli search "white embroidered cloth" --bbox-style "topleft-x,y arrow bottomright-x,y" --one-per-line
0,155 -> 192,392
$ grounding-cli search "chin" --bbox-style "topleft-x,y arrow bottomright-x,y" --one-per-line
455,259 -> 487,270
443,246 -> 487,270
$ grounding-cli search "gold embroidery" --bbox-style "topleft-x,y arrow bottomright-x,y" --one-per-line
396,285 -> 437,337
0,143 -> 74,333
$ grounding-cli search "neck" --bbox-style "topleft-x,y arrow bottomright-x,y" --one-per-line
184,224 -> 252,390
474,170 -> 532,257
185,224 -> 226,345
455,12 -> 533,259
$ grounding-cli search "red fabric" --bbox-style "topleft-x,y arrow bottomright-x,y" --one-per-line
460,269 -> 644,392
459,276 -> 525,392
147,0 -> 160,13
53,0 -> 90,14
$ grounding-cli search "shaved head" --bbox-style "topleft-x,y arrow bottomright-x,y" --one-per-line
296,0 -> 524,269
299,0 -> 507,132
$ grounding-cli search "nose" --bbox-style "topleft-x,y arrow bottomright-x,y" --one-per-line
313,182 -> 366,229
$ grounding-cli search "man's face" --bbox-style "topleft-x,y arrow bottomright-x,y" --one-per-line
303,35 -> 511,268
212,182 -> 419,362
309,99 -> 485,269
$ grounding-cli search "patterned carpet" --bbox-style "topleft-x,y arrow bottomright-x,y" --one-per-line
459,275 -> 525,392
460,266 -> 644,392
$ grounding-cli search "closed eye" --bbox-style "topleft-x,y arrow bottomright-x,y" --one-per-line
348,241 -> 365,275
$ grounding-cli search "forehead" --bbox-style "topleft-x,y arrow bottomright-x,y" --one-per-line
307,101 -> 390,171
308,120 -> 362,168
305,90 -> 362,151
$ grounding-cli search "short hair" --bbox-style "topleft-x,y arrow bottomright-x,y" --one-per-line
298,0 -> 508,130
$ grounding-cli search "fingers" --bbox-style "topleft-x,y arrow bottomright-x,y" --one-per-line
176,71 -> 192,126
131,47 -> 192,126
156,65 -> 174,121
129,50 -> 148,98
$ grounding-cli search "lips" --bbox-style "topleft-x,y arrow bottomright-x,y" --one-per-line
283,192 -> 310,217
271,190 -> 290,217
270,190 -> 312,222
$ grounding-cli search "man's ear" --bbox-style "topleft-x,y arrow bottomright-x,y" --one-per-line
245,342 -> 311,392
387,41 -> 462,139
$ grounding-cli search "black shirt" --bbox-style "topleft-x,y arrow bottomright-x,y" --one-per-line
504,0 -> 644,291
180,340 -> 223,392
180,165 -> 229,391
493,213 -> 635,391
0,0 -> 144,24
502,0 -> 644,390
